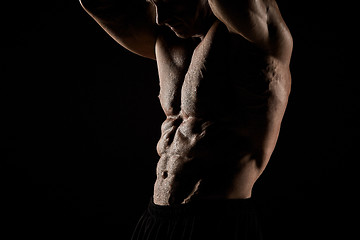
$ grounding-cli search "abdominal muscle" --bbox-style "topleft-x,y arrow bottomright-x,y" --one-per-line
151,22 -> 283,206
153,112 -> 261,206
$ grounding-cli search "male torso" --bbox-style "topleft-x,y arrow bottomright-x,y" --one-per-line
80,0 -> 292,206
154,20 -> 290,205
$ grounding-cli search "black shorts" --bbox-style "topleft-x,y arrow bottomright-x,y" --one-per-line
131,198 -> 263,240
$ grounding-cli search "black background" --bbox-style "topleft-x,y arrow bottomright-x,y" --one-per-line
1,1 -> 356,239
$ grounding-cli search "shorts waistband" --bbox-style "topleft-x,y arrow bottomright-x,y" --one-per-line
147,197 -> 257,218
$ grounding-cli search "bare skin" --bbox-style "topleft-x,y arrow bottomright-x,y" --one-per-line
80,0 -> 293,205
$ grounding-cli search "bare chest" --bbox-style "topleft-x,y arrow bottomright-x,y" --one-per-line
156,22 -> 272,119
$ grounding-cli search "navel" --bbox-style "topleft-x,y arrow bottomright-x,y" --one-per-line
162,170 -> 168,179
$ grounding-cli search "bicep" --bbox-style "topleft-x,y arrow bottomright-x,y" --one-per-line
80,0 -> 158,60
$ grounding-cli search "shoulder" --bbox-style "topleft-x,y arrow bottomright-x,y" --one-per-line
248,0 -> 294,64
209,0 -> 293,65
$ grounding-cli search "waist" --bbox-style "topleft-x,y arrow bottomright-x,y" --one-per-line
147,196 -> 258,218
153,152 -> 260,205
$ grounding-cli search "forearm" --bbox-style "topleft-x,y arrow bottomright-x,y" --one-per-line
80,0 -> 157,59
80,0 -> 154,31
80,0 -> 155,37
80,0 -> 145,18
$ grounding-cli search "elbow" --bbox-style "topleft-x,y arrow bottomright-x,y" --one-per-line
79,0 -> 93,13
79,0 -> 104,13
79,0 -> 125,19
79,0 -> 89,10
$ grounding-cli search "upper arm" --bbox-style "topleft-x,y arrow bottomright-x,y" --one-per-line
208,0 -> 293,64
80,0 -> 158,60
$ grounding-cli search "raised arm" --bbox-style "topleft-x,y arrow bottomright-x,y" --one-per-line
208,0 -> 292,63
80,0 -> 158,59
